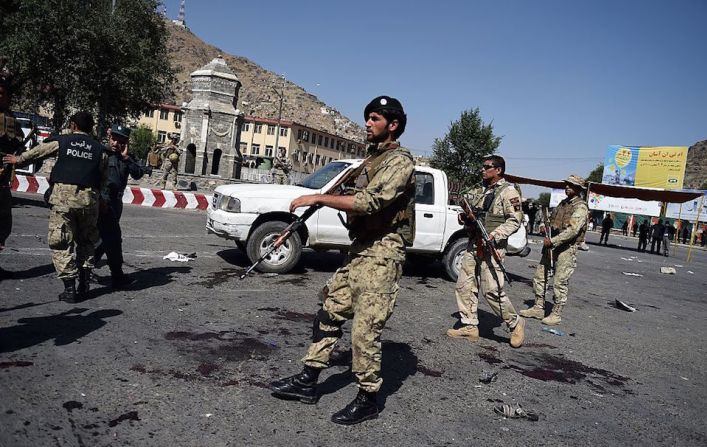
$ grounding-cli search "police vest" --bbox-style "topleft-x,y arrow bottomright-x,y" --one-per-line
347,145 -> 416,246
50,134 -> 103,188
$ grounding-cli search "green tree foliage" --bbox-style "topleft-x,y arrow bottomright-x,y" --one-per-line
537,192 -> 551,208
429,108 -> 501,190
700,179 -> 707,190
0,0 -> 173,134
587,163 -> 604,184
129,124 -> 155,160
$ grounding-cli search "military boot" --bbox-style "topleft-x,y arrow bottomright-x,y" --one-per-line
519,300 -> 545,319
541,304 -> 564,325
331,389 -> 379,425
510,317 -> 526,348
270,365 -> 321,404
446,322 -> 479,341
77,268 -> 91,298
58,279 -> 78,303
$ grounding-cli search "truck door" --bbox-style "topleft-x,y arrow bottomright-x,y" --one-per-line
413,171 -> 445,251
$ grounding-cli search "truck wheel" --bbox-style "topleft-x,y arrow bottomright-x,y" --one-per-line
235,240 -> 247,253
442,238 -> 468,282
246,221 -> 302,274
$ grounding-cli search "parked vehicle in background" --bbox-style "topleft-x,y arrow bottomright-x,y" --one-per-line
207,159 -> 529,281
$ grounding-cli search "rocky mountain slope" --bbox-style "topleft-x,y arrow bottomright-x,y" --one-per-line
684,140 -> 707,190
166,22 -> 364,142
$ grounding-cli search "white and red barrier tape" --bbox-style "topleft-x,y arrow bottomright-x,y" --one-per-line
10,174 -> 211,210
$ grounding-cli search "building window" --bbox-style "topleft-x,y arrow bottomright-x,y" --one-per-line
324,137 -> 329,147
265,145 -> 273,157
146,110 -> 155,118
280,127 -> 288,137
297,129 -> 303,140
302,151 -> 307,162
302,130 -> 309,142
174,112 -> 183,123
318,135 -> 323,146
310,133 -> 316,145
254,124 -> 262,133
267,125 -> 276,135
330,138 -> 335,149
157,131 -> 166,143
241,122 -> 250,132
251,144 -> 260,155
239,142 -> 248,155
159,110 -> 169,120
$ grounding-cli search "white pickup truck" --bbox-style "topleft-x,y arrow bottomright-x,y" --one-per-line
206,159 -> 528,281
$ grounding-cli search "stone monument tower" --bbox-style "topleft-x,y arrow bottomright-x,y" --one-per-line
179,56 -> 242,178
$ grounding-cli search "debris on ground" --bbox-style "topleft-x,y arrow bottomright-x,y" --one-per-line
615,299 -> 637,312
261,273 -> 279,277
674,264 -> 683,268
541,327 -> 565,336
687,271 -> 694,275
479,370 -> 498,384
660,267 -> 676,274
493,403 -> 539,421
622,272 -> 643,277
620,257 -> 634,261
163,252 -> 197,262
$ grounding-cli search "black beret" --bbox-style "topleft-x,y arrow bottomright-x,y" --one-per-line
364,96 -> 405,119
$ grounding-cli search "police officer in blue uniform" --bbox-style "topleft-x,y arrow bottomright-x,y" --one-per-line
95,124 -> 144,288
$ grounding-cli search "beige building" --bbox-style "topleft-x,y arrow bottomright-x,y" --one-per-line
134,103 -> 184,143
238,116 -> 366,173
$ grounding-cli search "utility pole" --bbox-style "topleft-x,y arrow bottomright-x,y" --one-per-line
272,75 -> 285,161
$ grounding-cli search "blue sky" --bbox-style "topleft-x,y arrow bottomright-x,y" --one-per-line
163,0 -> 706,197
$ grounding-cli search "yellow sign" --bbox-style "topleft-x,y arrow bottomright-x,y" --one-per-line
635,146 -> 688,189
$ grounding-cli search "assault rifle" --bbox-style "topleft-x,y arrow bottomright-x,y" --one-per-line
459,197 -> 512,286
1,124 -> 37,179
239,157 -> 371,280
541,206 -> 554,271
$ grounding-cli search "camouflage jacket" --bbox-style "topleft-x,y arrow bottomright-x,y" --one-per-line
348,141 -> 415,261
271,155 -> 292,174
549,195 -> 588,249
464,178 -> 523,245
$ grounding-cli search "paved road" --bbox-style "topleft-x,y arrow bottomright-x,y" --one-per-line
1,193 -> 706,446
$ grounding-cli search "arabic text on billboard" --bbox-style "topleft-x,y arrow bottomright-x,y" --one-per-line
601,145 -> 688,190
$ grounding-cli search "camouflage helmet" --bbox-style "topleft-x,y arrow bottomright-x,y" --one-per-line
565,175 -> 587,190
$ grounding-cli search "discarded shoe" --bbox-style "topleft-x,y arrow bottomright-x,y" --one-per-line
494,403 -> 539,421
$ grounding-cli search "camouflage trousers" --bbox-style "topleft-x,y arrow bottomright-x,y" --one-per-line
454,249 -> 520,329
533,245 -> 577,305
303,254 -> 402,393
48,204 -> 100,280
0,187 -> 11,246
272,172 -> 288,185
161,160 -> 178,188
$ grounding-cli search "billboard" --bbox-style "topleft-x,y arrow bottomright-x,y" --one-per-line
587,190 -> 662,216
601,145 -> 688,190
665,192 -> 707,221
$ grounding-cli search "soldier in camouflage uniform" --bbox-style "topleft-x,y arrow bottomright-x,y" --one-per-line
3,112 -> 107,302
447,155 -> 526,348
158,134 -> 180,189
271,147 -> 291,185
270,96 -> 415,425
520,175 -> 588,325
0,72 -> 24,272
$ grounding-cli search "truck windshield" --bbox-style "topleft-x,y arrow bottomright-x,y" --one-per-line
298,161 -> 352,190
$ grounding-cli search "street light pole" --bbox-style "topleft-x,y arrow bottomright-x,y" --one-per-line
272,75 -> 285,160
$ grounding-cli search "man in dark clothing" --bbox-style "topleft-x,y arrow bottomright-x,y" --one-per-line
621,220 -> 628,236
95,124 -> 144,288
650,219 -> 665,254
599,214 -> 613,245
681,224 -> 690,244
632,221 -> 638,237
638,220 -> 649,252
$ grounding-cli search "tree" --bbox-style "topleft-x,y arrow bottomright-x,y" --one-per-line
537,192 -> 551,208
587,163 -> 604,184
429,108 -> 501,190
129,125 -> 155,161
0,0 -> 174,134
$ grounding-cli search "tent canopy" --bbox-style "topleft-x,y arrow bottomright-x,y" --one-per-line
506,174 -> 704,203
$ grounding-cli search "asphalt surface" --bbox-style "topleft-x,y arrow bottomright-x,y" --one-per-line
1,192 -> 706,446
